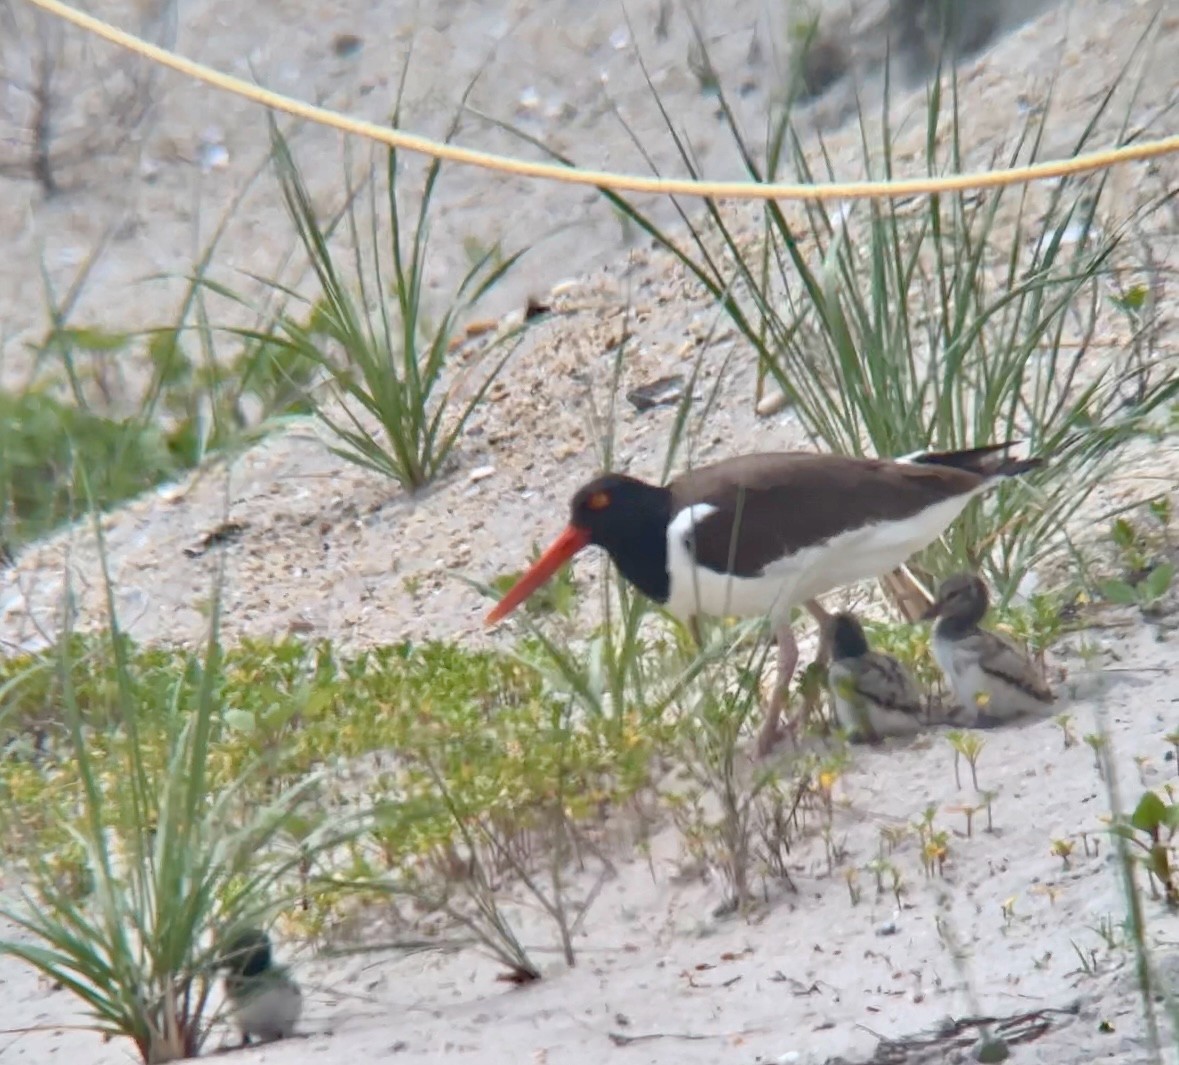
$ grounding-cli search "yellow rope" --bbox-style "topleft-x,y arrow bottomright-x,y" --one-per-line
26,0 -> 1179,202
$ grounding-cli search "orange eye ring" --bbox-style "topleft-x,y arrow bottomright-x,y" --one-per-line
586,491 -> 610,511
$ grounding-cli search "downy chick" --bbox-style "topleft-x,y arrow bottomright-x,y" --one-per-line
218,927 -> 302,1045
923,572 -> 1054,725
827,612 -> 929,743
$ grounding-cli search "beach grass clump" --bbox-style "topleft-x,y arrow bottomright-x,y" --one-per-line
255,96 -> 533,492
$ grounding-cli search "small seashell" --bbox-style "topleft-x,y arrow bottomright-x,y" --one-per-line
550,278 -> 581,298
756,389 -> 790,417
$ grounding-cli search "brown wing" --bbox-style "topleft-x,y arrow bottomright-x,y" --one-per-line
672,452 -> 984,577
973,631 -> 1055,703
853,652 -> 926,715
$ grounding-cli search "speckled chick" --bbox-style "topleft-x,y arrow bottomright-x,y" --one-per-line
219,928 -> 302,1045
923,572 -> 1054,725
827,612 -> 929,743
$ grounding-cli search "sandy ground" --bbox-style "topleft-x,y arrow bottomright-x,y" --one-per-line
2,0 -> 1179,1061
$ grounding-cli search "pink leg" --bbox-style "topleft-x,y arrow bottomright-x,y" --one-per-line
755,624 -> 799,757
756,600 -> 833,757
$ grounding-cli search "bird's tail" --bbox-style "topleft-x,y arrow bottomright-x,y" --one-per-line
905,441 -> 1043,479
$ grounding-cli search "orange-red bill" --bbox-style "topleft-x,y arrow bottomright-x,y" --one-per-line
485,524 -> 591,625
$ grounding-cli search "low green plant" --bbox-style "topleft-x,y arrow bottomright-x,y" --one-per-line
1110,499 -> 1173,570
948,799 -> 990,839
1070,939 -> 1100,976
946,730 -> 986,790
990,589 -> 1074,669
913,804 -> 950,878
1052,837 -> 1074,868
1096,503 -> 1176,614
878,823 -> 909,855
843,866 -> 861,905
1086,732 -> 1107,777
1095,723 -> 1179,1058
1147,495 -> 1173,542
866,853 -> 906,907
1100,562 -> 1175,615
360,694 -> 620,981
0,386 -> 179,549
1109,790 -> 1179,908
978,789 -> 998,833
945,729 -> 965,788
1090,913 -> 1125,951
1110,515 -> 1155,577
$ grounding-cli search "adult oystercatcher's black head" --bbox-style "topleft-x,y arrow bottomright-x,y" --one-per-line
485,472 -> 673,623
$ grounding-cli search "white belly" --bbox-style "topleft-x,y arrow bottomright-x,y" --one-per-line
233,983 -> 302,1041
664,494 -> 977,625
932,635 -> 988,721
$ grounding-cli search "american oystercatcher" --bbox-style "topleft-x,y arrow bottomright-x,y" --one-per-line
827,612 -> 930,743
923,572 -> 1055,725
486,443 -> 1043,754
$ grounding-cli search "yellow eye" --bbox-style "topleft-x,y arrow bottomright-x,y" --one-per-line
587,491 -> 611,511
